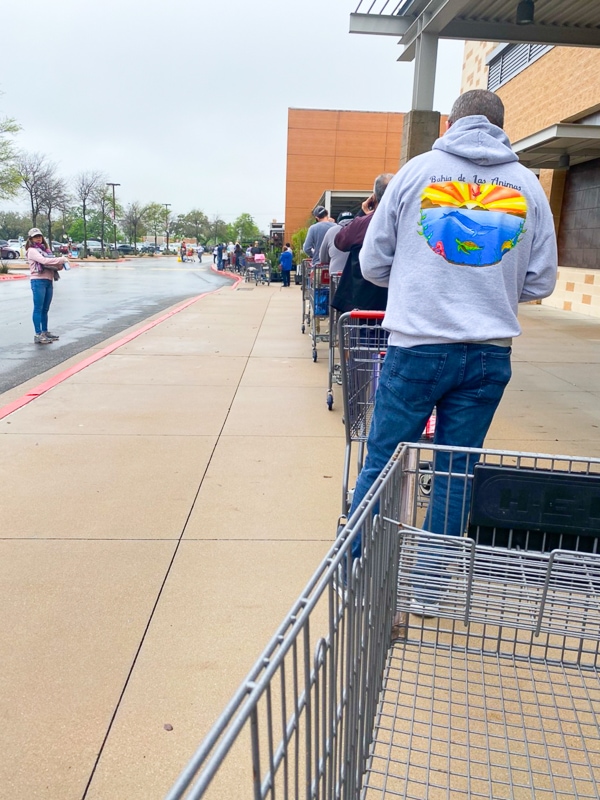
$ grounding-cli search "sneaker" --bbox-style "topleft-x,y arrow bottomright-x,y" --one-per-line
409,598 -> 441,618
44,331 -> 59,340
34,333 -> 52,344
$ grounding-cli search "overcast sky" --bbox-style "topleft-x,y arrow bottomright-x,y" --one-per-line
1,0 -> 464,232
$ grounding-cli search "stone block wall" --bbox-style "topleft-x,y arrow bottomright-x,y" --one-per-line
543,267 -> 600,319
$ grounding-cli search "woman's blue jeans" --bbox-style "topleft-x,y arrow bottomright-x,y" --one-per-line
349,343 -> 512,560
31,279 -> 54,334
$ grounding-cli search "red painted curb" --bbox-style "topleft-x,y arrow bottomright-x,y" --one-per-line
0,273 -> 27,281
0,290 -> 217,421
210,264 -> 243,287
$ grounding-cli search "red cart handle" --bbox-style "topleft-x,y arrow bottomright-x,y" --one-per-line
349,310 -> 385,319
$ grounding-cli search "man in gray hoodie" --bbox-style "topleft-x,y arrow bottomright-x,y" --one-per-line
303,206 -> 336,266
348,90 -> 557,563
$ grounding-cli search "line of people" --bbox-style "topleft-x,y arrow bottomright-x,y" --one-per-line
212,241 -> 253,272
303,90 -> 558,591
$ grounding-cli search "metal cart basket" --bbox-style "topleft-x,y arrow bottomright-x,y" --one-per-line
301,258 -> 311,335
307,263 -> 331,362
245,254 -> 271,285
326,273 -> 342,410
166,442 -> 600,800
338,312 -> 435,517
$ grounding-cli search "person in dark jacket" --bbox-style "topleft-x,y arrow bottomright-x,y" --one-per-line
330,174 -> 394,313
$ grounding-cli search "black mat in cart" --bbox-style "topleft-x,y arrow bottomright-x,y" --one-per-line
469,464 -> 600,553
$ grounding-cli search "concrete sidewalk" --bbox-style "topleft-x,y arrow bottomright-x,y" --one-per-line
1,281 -> 599,799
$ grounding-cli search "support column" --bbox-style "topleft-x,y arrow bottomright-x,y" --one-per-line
400,110 -> 441,166
539,168 -> 567,237
400,30 -> 440,167
412,31 -> 438,111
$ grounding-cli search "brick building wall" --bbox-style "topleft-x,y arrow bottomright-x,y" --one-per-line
284,109 -> 450,241
284,109 -> 404,240
497,48 -> 600,143
460,43 -> 600,316
460,41 -> 495,93
461,44 -> 600,144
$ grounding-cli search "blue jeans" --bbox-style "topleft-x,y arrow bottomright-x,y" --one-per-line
31,279 -> 54,334
349,343 -> 512,559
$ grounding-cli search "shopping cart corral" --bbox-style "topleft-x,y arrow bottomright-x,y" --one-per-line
166,442 -> 600,799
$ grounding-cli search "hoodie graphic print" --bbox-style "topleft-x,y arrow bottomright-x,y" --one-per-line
418,180 -> 527,268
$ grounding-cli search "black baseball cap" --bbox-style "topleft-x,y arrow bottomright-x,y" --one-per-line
313,205 -> 328,219
337,211 -> 354,223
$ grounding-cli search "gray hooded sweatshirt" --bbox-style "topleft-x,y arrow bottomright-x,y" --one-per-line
360,115 -> 557,347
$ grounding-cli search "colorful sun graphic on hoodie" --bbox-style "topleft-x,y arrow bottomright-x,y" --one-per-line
418,181 -> 527,267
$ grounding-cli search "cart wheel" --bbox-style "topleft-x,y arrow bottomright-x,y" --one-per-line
313,349 -> 318,362
418,469 -> 432,496
301,324 -> 305,334
327,392 -> 333,410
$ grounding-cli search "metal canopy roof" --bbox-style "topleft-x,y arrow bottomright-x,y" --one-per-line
512,123 -> 600,170
351,0 -> 600,61
316,190 -> 372,221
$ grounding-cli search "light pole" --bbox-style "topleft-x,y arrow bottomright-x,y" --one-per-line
106,182 -> 120,254
163,203 -> 171,253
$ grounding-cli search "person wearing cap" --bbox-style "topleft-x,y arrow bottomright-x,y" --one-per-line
26,228 -> 69,345
319,210 -> 354,278
302,206 -> 335,267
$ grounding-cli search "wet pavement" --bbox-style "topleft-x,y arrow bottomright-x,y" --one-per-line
0,257 -> 230,393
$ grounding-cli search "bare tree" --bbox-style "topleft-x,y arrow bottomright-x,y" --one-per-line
122,202 -> 146,247
39,172 -> 70,247
73,171 -> 103,256
17,152 -> 56,226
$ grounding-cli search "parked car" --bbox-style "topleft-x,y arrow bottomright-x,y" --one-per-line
0,244 -> 18,260
140,244 -> 159,254
116,244 -> 136,255
76,240 -> 103,252
0,239 -> 22,256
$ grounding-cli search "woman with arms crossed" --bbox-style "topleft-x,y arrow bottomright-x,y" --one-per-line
26,227 -> 69,344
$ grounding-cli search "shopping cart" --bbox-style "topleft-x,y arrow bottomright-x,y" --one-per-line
300,258 -> 311,334
166,443 -> 600,800
307,263 -> 330,362
245,254 -> 271,285
326,273 -> 342,411
338,311 -> 435,517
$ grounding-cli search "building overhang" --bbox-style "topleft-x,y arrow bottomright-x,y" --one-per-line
350,1 -> 600,62
512,123 -> 600,170
316,190 -> 372,221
